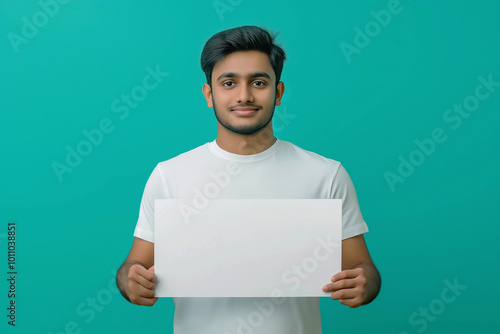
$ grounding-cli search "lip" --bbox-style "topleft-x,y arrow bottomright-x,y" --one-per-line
231,108 -> 259,116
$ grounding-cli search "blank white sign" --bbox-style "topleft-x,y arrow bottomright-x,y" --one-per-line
154,199 -> 342,297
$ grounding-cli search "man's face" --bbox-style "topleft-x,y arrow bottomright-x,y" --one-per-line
203,50 -> 284,135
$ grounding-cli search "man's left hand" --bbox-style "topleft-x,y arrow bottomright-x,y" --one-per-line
322,267 -> 367,308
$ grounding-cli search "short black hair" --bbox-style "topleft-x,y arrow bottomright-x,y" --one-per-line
200,25 -> 286,87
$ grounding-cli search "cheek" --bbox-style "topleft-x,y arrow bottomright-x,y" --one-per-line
212,92 -> 230,107
264,92 -> 278,106
254,90 -> 273,103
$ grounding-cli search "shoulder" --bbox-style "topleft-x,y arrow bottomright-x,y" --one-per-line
279,140 -> 342,171
157,142 -> 211,169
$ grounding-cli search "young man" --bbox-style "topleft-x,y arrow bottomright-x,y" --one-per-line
117,25 -> 381,333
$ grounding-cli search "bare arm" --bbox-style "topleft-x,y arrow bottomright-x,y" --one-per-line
116,237 -> 158,306
322,234 -> 381,307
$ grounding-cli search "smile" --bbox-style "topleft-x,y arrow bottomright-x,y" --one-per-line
231,108 -> 259,116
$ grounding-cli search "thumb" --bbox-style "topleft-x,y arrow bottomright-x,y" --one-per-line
148,265 -> 157,283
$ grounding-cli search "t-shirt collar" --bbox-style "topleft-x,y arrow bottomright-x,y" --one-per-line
208,138 -> 282,162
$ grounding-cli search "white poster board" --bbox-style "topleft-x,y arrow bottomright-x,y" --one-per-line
154,199 -> 342,297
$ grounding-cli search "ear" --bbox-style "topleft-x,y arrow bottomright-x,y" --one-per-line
274,81 -> 285,106
202,83 -> 213,108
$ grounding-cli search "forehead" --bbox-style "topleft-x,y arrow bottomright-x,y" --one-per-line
212,50 -> 275,81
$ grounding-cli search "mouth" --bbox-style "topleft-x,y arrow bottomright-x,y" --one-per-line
231,107 -> 259,116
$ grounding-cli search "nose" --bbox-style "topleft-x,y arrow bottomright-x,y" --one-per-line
236,84 -> 254,104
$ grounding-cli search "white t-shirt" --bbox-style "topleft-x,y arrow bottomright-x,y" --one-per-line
134,138 -> 368,334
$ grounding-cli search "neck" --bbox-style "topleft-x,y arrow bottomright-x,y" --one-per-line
216,124 -> 276,155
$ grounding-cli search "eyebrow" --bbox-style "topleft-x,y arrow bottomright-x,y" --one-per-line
216,72 -> 271,82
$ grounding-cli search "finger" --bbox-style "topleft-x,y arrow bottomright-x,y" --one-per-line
331,287 -> 361,300
127,278 -> 156,298
128,278 -> 156,298
148,266 -> 157,283
129,280 -> 155,297
130,265 -> 156,285
135,284 -> 156,298
323,278 -> 357,292
141,296 -> 159,306
134,264 -> 157,282
130,272 -> 156,290
331,278 -> 358,290
130,294 -> 159,306
127,278 -> 156,303
339,296 -> 363,308
332,268 -> 362,282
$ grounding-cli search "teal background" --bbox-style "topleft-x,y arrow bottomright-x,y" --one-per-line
1,0 -> 499,333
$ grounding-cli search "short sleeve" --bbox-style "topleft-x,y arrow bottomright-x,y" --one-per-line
133,165 -> 168,243
331,164 -> 369,240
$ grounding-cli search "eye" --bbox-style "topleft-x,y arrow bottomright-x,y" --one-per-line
222,81 -> 235,87
253,81 -> 266,87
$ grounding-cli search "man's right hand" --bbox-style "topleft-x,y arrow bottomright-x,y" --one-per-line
127,264 -> 159,306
